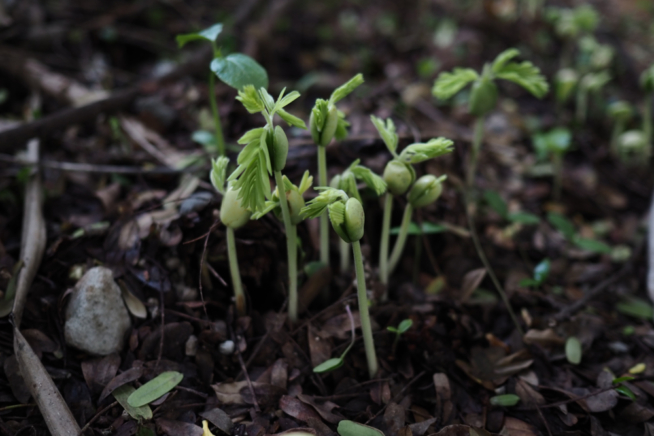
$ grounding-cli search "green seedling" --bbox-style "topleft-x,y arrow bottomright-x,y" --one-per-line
432,48 -> 548,188
554,68 -> 578,107
330,159 -> 386,271
252,171 -> 313,321
483,190 -> 540,225
607,101 -> 634,157
388,174 -> 448,277
387,319 -> 412,354
302,188 -> 378,378
577,35 -> 614,72
545,4 -> 599,68
371,115 -> 453,290
575,71 -> 611,124
127,371 -> 183,407
616,296 -> 653,320
532,127 -> 572,201
547,212 -> 611,254
565,336 -> 582,365
489,394 -> 521,407
640,64 -> 654,156
113,385 -> 152,421
310,74 -> 364,266
519,258 -> 550,289
313,304 -> 355,373
613,375 -> 637,401
177,24 -> 268,156
616,130 -> 648,165
229,85 -> 307,322
211,157 -> 251,316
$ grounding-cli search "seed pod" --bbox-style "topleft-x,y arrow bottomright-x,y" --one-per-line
408,175 -> 444,208
320,105 -> 340,147
469,77 -> 498,117
220,187 -> 252,229
383,160 -> 415,196
272,125 -> 289,172
330,198 -> 365,243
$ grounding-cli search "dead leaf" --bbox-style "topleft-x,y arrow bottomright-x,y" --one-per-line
426,424 -> 470,435
156,419 -> 203,436
297,394 -> 343,424
460,268 -> 486,301
81,353 -> 121,397
308,326 -> 332,369
98,366 -> 143,403
500,417 -> 537,436
515,379 -> 544,406
279,395 -> 322,423
199,408 -> 233,435
522,329 -> 565,347
619,402 -> 654,423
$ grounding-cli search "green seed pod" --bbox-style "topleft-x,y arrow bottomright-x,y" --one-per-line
220,187 -> 252,229
383,160 -> 415,196
329,198 -> 365,243
320,105 -> 339,147
468,77 -> 498,117
554,69 -> 578,104
272,125 -> 289,172
408,175 -> 444,208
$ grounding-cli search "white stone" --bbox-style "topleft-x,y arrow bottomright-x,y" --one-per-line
64,267 -> 131,355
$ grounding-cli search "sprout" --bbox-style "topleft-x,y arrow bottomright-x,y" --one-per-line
554,68 -> 578,106
607,101 -> 634,157
387,319 -> 412,354
617,130 -> 648,165
302,188 -> 378,378
575,71 -> 611,124
532,127 -> 572,202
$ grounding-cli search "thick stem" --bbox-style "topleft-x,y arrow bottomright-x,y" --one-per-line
208,72 -> 226,156
352,240 -> 378,379
552,152 -> 563,202
466,116 -> 485,189
379,193 -> 393,287
227,227 -> 246,316
274,171 -> 298,323
318,146 -> 330,265
388,203 -> 414,277
339,238 -> 350,272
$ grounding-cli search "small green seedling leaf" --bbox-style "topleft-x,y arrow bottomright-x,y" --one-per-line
489,394 -> 521,407
547,212 -> 575,241
613,376 -> 635,384
565,336 -> 582,365
616,297 -> 654,320
127,371 -> 183,407
484,190 -> 508,219
337,420 -> 384,436
313,357 -> 345,373
397,319 -> 413,334
533,259 -> 550,285
573,237 -> 611,254
210,53 -> 268,91
176,23 -> 223,47
507,212 -> 540,225
113,384 -> 153,421
614,386 -> 636,401
390,222 -> 446,235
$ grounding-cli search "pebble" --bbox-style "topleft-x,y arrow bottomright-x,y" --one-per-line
64,267 -> 131,355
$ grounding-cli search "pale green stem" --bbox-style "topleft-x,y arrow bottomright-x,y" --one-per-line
552,152 -> 563,202
208,72 -> 225,156
388,203 -> 414,277
352,240 -> 378,379
318,146 -> 330,265
610,120 -> 624,156
379,193 -> 393,288
644,92 -> 652,159
227,227 -> 245,316
466,116 -> 485,189
576,87 -> 588,125
339,238 -> 350,272
274,171 -> 298,323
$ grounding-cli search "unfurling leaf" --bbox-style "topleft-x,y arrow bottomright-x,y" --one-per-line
330,74 -> 365,104
370,116 -> 399,153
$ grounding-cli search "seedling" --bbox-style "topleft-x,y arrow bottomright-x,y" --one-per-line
211,157 -> 251,316
489,394 -> 521,407
313,305 -> 355,373
616,130 -> 648,165
519,258 -> 550,289
575,71 -> 611,124
613,376 -> 637,401
432,48 -> 548,188
547,212 -> 611,254
251,171 -> 313,321
607,101 -> 634,157
640,64 -> 654,156
532,127 -> 572,201
388,174 -> 447,277
371,115 -> 453,289
577,35 -> 614,72
127,371 -> 183,407
554,68 -> 578,107
177,24 -> 268,156
302,188 -> 378,378
545,5 -> 599,69
387,318 -> 412,354
483,190 -> 540,225
330,159 -> 386,271
229,85 -> 307,322
565,336 -> 582,365
310,74 -> 364,266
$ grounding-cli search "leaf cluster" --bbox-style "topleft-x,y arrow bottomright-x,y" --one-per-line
332,159 -> 386,202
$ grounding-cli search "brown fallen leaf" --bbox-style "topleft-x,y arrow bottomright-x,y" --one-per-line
279,395 -> 322,423
81,352 -> 121,397
98,366 -> 143,403
460,268 -> 487,302
156,418 -> 203,436
297,394 -> 343,424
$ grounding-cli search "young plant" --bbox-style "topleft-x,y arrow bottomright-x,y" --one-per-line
483,190 -> 540,225
310,74 -> 365,266
211,157 -> 251,316
432,48 -> 548,188
545,5 -> 599,69
371,116 -> 453,287
229,85 -> 307,322
177,24 -> 268,156
532,127 -> 572,201
330,159 -> 386,271
301,188 -> 378,378
251,171 -> 313,322
387,319 -> 412,354
547,212 -> 611,254
519,258 -> 550,289
616,130 -> 648,165
388,174 -> 447,277
607,101 -> 634,156
554,68 -> 578,107
641,64 -> 654,155
313,304 -> 355,373
575,71 -> 611,124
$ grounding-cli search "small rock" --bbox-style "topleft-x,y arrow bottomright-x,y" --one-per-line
65,267 -> 131,355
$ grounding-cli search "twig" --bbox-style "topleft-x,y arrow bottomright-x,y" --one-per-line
78,401 -> 118,435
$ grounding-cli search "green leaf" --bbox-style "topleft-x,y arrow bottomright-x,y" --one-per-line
397,319 -> 413,333
390,221 -> 421,235
176,23 -> 223,47
533,258 -> 550,284
491,48 -> 521,74
565,336 -> 582,365
519,278 -> 539,287
211,54 -> 268,91
236,85 -> 266,114
573,237 -> 611,254
192,130 -> 216,147
484,190 -> 508,219
507,212 -> 540,225
351,165 -> 387,196
613,376 -> 635,384
387,327 -> 399,333
301,188 -> 348,219
337,420 -> 384,436
127,371 -> 183,408
370,115 -> 398,153
210,157 -> 229,194
580,71 -> 611,92
237,127 -> 265,145
398,137 -> 454,163
489,394 -> 521,407
432,68 -> 479,100
113,385 -> 153,420
390,221 -> 446,235
276,108 -> 307,129
330,74 -> 365,104
547,212 -> 575,241
313,357 -> 345,373
494,61 -> 549,98
614,386 -> 636,401
617,297 -> 654,320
